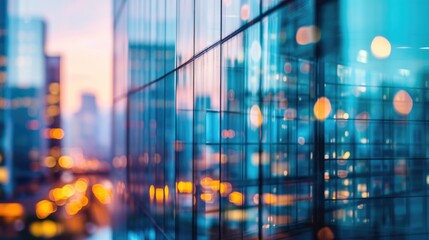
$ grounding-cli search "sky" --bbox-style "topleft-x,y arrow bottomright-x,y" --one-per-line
13,0 -> 112,115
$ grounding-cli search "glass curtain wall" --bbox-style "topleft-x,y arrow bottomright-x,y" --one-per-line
113,0 -> 429,239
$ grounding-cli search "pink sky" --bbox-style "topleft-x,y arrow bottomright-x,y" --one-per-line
16,0 -> 112,114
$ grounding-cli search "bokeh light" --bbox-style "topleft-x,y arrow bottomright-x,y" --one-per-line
296,26 -> 321,45
250,105 -> 263,127
393,90 -> 413,115
371,36 -> 391,59
313,97 -> 332,120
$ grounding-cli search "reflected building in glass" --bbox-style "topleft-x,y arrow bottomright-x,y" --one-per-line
113,0 -> 429,239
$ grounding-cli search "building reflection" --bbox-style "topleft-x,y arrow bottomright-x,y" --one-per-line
113,0 -> 429,239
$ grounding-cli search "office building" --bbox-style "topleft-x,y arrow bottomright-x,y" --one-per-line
0,0 -> 10,199
8,17 -> 47,195
113,0 -> 429,239
44,56 -> 62,172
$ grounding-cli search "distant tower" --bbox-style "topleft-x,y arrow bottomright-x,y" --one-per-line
73,93 -> 100,158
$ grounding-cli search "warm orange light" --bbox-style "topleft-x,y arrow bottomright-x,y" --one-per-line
47,94 -> 60,105
164,185 -> 169,201
80,196 -> 89,206
263,194 -> 295,206
0,203 -> 24,218
0,167 -> 9,183
313,97 -> 332,120
296,26 -> 321,45
393,90 -> 413,115
58,156 -> 73,169
62,184 -> 75,198
220,182 -> 232,196
47,105 -> 60,117
177,181 -> 193,194
49,83 -> 60,95
200,193 -> 214,203
30,220 -> 59,238
250,105 -> 263,127
317,227 -> 334,240
65,200 -> 82,215
371,36 -> 391,59
149,185 -> 155,201
156,188 -> 164,203
36,200 -> 56,219
75,178 -> 88,193
229,191 -> 244,206
44,156 -> 56,168
92,184 -> 112,204
49,128 -> 64,140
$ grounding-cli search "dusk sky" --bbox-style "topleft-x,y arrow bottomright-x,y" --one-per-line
13,0 -> 112,114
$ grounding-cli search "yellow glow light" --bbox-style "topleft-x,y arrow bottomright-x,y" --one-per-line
149,185 -> 155,201
75,178 -> 88,193
342,151 -> 350,160
164,185 -> 169,201
156,188 -> 164,203
220,182 -> 232,196
177,181 -> 193,194
58,156 -> 73,169
371,36 -> 391,59
229,191 -> 244,206
92,184 -> 112,204
36,200 -> 56,219
0,167 -> 9,183
200,193 -> 213,203
62,184 -> 75,198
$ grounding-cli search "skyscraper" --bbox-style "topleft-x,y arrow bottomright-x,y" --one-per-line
113,0 -> 429,239
0,0 -> 10,199
8,17 -> 47,195
44,56 -> 62,173
71,93 -> 100,159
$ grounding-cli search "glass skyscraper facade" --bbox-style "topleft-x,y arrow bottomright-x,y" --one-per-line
113,0 -> 429,239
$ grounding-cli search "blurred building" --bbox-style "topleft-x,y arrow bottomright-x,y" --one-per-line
71,93 -> 100,159
114,0 -> 429,239
0,0 -> 11,199
7,17 -> 47,195
44,56 -> 62,173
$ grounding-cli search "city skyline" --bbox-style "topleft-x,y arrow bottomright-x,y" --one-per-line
11,0 -> 112,114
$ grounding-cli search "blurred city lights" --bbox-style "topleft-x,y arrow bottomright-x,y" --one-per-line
228,191 -> 244,206
58,156 -> 73,169
36,200 -> 56,219
313,97 -> 332,120
0,203 -> 24,218
393,90 -> 413,115
296,25 -> 321,45
371,36 -> 391,59
177,181 -> 193,194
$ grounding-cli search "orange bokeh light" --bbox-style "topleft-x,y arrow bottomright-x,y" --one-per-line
313,97 -> 332,120
393,90 -> 413,115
